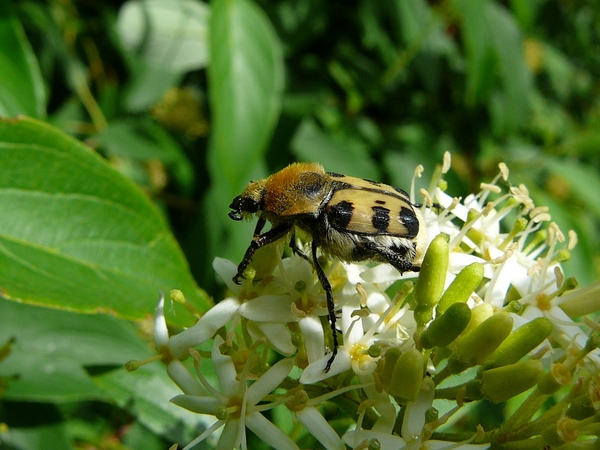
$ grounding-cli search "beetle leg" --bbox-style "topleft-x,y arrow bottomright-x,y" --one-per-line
312,243 -> 338,372
361,241 -> 421,274
233,220 -> 291,284
379,247 -> 421,274
289,229 -> 310,261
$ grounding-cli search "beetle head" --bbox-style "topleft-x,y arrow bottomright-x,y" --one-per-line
229,181 -> 264,221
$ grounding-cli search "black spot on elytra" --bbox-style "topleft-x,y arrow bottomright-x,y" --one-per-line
372,206 -> 390,232
375,199 -> 386,205
329,200 -> 354,229
399,207 -> 419,237
327,172 -> 344,178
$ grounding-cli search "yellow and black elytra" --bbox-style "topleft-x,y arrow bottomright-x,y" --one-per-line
229,162 -> 427,371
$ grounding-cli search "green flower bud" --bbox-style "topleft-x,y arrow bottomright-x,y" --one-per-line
484,317 -> 553,369
425,407 -> 439,423
481,360 -> 543,404
380,347 -> 401,392
415,235 -> 449,307
449,312 -> 513,371
420,302 -> 471,349
436,263 -> 484,315
460,303 -> 493,336
559,282 -> 600,318
414,234 -> 449,328
389,348 -> 424,403
464,380 -> 484,401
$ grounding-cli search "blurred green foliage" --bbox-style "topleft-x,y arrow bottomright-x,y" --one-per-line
1,0 -> 600,448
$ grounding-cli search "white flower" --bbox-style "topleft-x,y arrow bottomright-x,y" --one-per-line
149,152 -> 600,450
171,336 -> 297,450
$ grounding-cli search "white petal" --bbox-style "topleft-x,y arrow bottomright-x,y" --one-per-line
170,394 -> 221,414
364,288 -> 390,316
246,358 -> 294,406
343,429 -> 406,450
344,262 -> 369,284
212,335 -> 239,396
182,420 -> 224,450
425,441 -> 491,449
213,258 -> 242,293
448,253 -> 488,275
402,377 -> 435,442
360,264 -> 403,283
341,305 -> 364,344
299,315 -> 325,364
239,295 -> 298,322
153,293 -> 169,347
296,406 -> 344,450
217,419 -> 240,450
245,411 -> 299,450
168,298 -> 240,358
358,374 -> 395,434
300,351 -> 351,384
546,306 -> 600,364
257,322 -> 296,356
167,360 -> 206,395
485,258 -> 517,309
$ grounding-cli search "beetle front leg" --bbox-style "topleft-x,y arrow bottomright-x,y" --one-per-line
233,221 -> 291,284
312,243 -> 339,372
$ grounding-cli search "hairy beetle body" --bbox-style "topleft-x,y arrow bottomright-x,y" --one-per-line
229,162 -> 427,371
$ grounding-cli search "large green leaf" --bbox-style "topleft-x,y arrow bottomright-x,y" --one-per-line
0,299 -> 145,401
0,117 -> 210,326
207,0 -> 284,193
0,1 -> 45,118
201,0 -> 284,268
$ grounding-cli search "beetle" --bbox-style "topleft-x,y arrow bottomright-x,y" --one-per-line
229,162 -> 427,371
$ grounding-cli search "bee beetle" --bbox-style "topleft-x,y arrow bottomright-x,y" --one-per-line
229,162 -> 427,371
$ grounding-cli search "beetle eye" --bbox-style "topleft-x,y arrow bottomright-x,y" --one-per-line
242,198 -> 259,213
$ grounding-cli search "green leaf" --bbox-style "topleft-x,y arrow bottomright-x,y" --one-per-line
545,157 -> 600,220
0,117 -> 210,326
201,0 -> 283,269
0,299 -> 147,401
117,0 -> 210,73
457,0 -> 532,133
0,1 -> 45,118
207,0 -> 284,193
93,363 -> 211,446
486,2 -> 532,133
96,118 -> 194,192
459,0 -> 496,106
290,119 -> 379,180
0,403 -> 72,450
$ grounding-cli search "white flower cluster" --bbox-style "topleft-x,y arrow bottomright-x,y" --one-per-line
147,153 -> 600,450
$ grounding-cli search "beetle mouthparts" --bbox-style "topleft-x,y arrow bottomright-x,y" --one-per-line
229,210 -> 243,221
